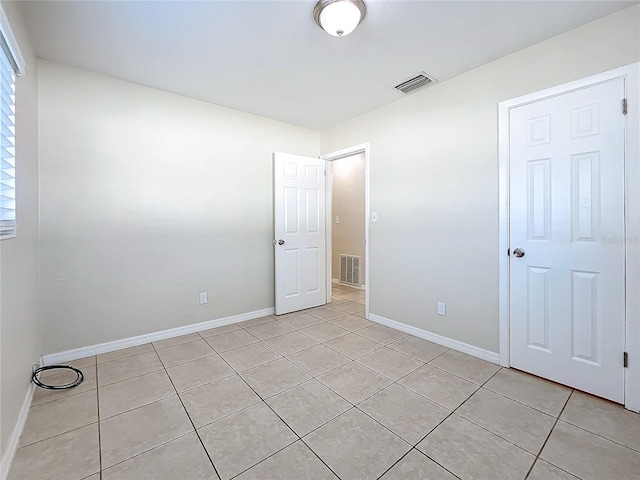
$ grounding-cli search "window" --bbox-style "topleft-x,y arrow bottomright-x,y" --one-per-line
0,8 -> 24,239
1,40 -> 16,237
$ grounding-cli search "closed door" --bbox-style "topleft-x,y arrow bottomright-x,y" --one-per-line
509,79 -> 626,403
273,152 -> 327,315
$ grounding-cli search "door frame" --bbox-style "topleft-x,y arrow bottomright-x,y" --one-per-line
498,63 -> 640,411
321,143 -> 371,319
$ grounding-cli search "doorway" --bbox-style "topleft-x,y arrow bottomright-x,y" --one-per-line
322,144 -> 370,319
498,64 -> 640,410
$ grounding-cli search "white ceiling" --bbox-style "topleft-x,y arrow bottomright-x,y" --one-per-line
16,0 -> 638,130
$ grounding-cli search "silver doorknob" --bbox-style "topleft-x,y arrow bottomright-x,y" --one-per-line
278,239 -> 285,246
513,248 -> 525,258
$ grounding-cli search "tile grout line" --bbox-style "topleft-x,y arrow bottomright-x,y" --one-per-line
293,338 -> 454,427
423,359 -> 496,386
98,428 -> 194,473
399,345 -> 451,367
28,329 -> 463,444
226,438 -> 301,480
297,437 -> 344,480
373,449 -> 414,480
32,310 -> 637,480
96,366 -> 170,391
524,389 -> 575,479
227,362 -> 350,479
252,296 -> 363,477
29,366 -> 97,407
151,341 -> 224,480
225,322 -> 395,479
311,356 -> 396,407
29,387 -> 97,408
14,362 -> 105,456
208,337 -> 344,480
557,419 -> 640,455
321,338 -> 385,359
183,400 -> 264,434
96,338 -> 278,428
378,356 -> 461,411
95,360 -> 103,480
263,330 -> 453,478
95,344 -> 159,366
374,448 -> 463,480
481,382 -> 571,418
395,366 -> 506,479
153,332 -> 204,351
16,419 -> 101,450
175,305 -> 362,355
359,402 -> 458,480
237,356 -> 313,399
354,352 -> 424,379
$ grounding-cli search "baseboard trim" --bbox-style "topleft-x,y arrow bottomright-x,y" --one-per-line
368,313 -> 500,364
1,380 -> 36,480
42,307 -> 275,365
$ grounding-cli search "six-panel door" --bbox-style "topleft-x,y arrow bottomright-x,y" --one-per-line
509,79 -> 626,403
274,152 -> 327,315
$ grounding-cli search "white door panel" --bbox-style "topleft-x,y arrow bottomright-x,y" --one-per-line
274,153 -> 326,315
509,79 -> 625,402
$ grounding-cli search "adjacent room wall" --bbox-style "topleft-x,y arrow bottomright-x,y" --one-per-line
320,5 -> 640,353
37,61 -> 319,354
0,2 -> 40,464
331,153 -> 365,285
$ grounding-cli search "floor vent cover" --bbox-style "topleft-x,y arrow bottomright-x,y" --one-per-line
394,72 -> 436,93
340,254 -> 361,287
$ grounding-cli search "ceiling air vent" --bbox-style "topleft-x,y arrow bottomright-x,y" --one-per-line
394,72 -> 436,94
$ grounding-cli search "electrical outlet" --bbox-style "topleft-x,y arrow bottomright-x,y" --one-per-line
199,292 -> 208,305
437,301 -> 446,316
371,212 -> 378,223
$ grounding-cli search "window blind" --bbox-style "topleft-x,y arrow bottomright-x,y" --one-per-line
0,31 -> 17,237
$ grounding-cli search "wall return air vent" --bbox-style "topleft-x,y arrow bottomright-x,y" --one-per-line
394,72 -> 436,93
340,254 -> 361,287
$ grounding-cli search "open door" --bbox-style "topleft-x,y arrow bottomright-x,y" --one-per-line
274,152 -> 327,315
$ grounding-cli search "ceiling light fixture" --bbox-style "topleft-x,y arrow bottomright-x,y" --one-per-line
313,0 -> 366,37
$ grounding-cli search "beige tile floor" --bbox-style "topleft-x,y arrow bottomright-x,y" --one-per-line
9,284 -> 640,480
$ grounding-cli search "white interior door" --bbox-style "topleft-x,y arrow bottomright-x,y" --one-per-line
509,79 -> 626,403
274,152 -> 326,315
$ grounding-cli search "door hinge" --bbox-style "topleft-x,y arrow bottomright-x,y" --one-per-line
624,351 -> 628,368
622,98 -> 627,115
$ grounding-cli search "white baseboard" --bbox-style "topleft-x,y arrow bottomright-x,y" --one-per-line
368,313 -> 500,364
1,380 -> 36,480
331,278 -> 366,291
42,307 -> 275,365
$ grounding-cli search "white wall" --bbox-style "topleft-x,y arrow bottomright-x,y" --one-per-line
320,6 -> 640,353
0,2 -> 40,463
38,61 -> 319,354
331,153 -> 366,284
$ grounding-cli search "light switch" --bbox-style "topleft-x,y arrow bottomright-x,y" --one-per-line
336,216 -> 340,224
371,212 -> 378,223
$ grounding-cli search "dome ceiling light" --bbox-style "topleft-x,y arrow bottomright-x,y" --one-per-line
313,0 -> 366,37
